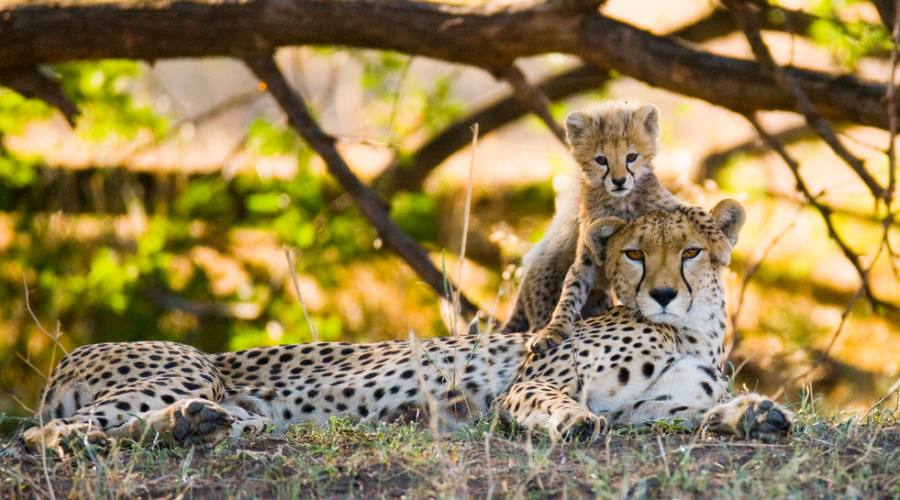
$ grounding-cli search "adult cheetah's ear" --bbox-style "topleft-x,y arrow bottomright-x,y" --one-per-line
699,199 -> 746,266
585,217 -> 627,261
565,111 -> 591,145
633,104 -> 659,137
711,199 -> 746,246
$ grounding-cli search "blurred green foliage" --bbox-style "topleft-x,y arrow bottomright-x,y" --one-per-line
0,53 -> 466,424
807,0 -> 892,69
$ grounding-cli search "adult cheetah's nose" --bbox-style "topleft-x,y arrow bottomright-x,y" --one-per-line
649,287 -> 677,307
611,177 -> 627,187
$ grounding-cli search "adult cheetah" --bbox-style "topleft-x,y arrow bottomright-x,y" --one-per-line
21,200 -> 791,454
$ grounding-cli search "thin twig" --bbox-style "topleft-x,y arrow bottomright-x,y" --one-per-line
863,376 -> 900,418
886,6 -> 900,209
385,56 -> 414,148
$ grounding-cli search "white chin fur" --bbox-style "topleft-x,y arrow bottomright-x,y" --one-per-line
637,297 -> 688,326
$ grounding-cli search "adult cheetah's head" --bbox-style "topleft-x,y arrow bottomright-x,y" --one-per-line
565,101 -> 658,198
585,200 -> 746,327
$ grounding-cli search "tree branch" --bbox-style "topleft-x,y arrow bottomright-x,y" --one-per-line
745,113 -> 896,313
0,66 -> 78,126
493,64 -> 567,144
2,0 -> 898,130
373,64 -> 610,196
372,4 -> 854,197
724,0 -> 886,200
243,54 -> 479,317
696,123 -> 822,181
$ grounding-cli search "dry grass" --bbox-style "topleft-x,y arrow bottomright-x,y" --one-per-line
1,406 -> 897,499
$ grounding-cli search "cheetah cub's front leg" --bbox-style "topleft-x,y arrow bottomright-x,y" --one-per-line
702,394 -> 792,440
527,246 -> 597,353
528,219 -> 624,353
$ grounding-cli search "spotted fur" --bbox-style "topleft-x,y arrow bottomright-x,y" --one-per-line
22,202 -> 790,454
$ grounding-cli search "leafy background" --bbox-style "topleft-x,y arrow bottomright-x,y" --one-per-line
0,0 -> 897,432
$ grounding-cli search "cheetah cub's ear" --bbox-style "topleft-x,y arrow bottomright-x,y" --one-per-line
565,111 -> 591,146
585,216 -> 627,262
633,104 -> 659,137
707,199 -> 747,265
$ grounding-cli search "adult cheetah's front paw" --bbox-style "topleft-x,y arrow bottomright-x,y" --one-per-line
702,394 -> 792,441
162,399 -> 234,446
561,413 -> 606,443
527,326 -> 569,354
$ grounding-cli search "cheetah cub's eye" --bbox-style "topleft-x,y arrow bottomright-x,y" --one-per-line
626,153 -> 638,163
595,155 -> 608,166
624,249 -> 644,261
682,248 -> 701,259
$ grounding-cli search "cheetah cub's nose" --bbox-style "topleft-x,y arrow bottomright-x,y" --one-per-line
611,177 -> 627,187
649,287 -> 677,307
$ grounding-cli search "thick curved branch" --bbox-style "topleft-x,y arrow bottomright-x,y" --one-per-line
244,55 -> 479,317
0,66 -> 77,126
2,0 -> 898,130
371,4 -> 853,196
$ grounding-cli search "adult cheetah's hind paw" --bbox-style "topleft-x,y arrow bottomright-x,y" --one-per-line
22,421 -> 110,458
703,394 -> 792,441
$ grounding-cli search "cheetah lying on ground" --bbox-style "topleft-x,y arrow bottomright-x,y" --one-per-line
22,200 -> 791,455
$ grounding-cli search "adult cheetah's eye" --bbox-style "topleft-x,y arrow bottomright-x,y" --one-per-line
595,156 -> 608,166
682,248 -> 701,259
626,153 -> 638,163
624,249 -> 644,261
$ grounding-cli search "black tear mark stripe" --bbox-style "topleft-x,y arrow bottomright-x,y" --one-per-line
634,257 -> 646,302
679,259 -> 694,313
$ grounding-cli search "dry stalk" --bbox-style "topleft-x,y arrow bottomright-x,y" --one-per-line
283,247 -> 319,342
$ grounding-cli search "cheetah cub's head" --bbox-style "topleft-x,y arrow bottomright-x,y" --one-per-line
565,101 -> 659,198
585,200 -> 746,328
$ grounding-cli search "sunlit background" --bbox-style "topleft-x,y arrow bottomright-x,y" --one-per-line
0,0 -> 897,429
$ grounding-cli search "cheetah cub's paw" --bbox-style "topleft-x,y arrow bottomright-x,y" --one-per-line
153,399 -> 234,446
526,326 -> 570,354
22,421 -> 110,457
702,394 -> 792,441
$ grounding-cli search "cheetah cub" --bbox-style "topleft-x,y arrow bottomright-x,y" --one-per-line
503,101 -> 680,352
